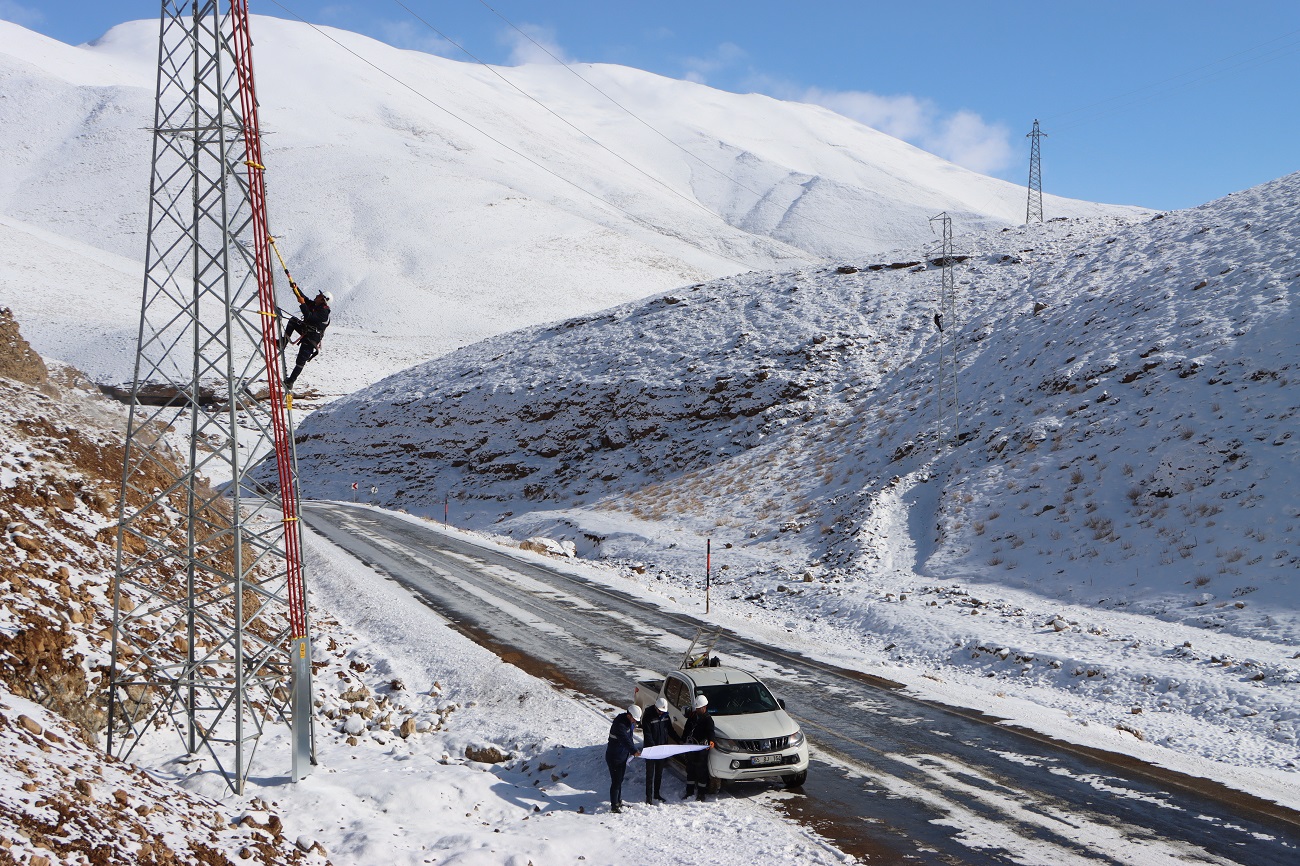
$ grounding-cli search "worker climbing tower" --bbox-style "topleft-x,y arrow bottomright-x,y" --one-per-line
1025,119 -> 1047,224
108,0 -> 313,794
929,212 -> 960,449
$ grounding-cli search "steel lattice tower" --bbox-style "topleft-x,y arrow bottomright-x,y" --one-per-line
1026,119 -> 1047,223
930,212 -> 960,449
108,0 -> 313,795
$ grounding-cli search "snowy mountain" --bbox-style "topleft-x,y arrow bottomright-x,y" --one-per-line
284,173 -> 1300,775
0,16 -> 1141,396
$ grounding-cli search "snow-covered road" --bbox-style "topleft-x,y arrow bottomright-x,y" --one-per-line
302,501 -> 1300,864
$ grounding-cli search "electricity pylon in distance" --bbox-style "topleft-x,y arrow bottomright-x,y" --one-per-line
108,0 -> 313,795
1026,119 -> 1047,223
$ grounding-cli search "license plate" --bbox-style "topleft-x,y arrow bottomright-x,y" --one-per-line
752,754 -> 782,765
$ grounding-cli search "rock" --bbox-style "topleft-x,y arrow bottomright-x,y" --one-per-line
465,744 -> 509,763
1052,619 -> 1069,632
17,715 -> 42,736
520,537 -> 568,557
343,714 -> 366,736
13,535 -> 40,552
399,717 -> 417,739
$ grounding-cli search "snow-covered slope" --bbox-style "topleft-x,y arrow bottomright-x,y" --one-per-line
292,172 -> 1299,626
284,174 -> 1300,774
0,16 -> 1140,395
0,309 -> 851,866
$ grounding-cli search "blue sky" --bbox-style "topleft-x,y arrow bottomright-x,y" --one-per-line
5,0 -> 1299,211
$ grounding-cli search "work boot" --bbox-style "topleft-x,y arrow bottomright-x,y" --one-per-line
683,785 -> 694,800
611,804 -> 621,814
696,790 -> 706,802
655,791 -> 665,802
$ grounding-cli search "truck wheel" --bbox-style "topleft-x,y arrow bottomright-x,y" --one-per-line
707,775 -> 722,795
782,771 -> 807,788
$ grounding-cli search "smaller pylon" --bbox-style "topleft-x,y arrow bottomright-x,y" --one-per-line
1026,119 -> 1047,223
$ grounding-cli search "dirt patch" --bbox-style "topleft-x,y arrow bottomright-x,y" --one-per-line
0,307 -> 51,392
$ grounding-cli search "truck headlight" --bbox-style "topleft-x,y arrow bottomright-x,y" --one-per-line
789,728 -> 805,748
713,737 -> 739,753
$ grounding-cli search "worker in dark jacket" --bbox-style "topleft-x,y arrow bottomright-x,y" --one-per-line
606,705 -> 642,813
682,694 -> 715,801
279,279 -> 331,392
641,697 -> 671,804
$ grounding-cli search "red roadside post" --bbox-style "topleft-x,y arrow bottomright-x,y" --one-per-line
705,538 -> 712,614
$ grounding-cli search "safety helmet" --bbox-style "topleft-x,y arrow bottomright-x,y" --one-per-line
322,291 -> 333,304
655,697 -> 668,713
693,694 -> 708,710
628,704 -> 643,721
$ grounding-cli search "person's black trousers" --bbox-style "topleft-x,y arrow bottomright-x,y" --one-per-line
607,756 -> 627,809
645,758 -> 664,801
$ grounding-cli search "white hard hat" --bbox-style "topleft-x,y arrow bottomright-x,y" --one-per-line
693,694 -> 708,710
655,697 -> 668,713
322,291 -> 334,304
628,704 -> 643,721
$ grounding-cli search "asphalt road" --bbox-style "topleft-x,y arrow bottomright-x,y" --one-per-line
303,500 -> 1300,865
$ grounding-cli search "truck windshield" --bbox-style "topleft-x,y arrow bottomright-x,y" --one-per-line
697,682 -> 779,716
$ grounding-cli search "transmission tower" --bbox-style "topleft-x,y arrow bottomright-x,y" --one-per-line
930,212 -> 960,449
108,0 -> 313,795
1026,119 -> 1047,223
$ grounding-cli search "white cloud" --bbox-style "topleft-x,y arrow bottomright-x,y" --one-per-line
500,23 -> 571,66
679,42 -> 747,85
374,19 -> 459,58
927,109 -> 1015,175
0,0 -> 42,28
799,86 -> 1014,175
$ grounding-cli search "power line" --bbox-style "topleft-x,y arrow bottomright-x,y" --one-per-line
263,0 -> 771,271
390,0 -> 810,262
467,0 -> 888,248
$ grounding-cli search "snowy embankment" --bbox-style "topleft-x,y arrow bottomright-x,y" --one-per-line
0,308 -> 848,863
284,173 -> 1300,799
238,525 -> 853,865
0,16 -> 1141,397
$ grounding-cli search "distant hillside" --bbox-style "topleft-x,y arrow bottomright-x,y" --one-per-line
0,16 -> 1141,395
285,173 -> 1300,645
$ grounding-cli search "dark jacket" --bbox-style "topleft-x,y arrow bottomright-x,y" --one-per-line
683,709 -> 715,746
297,297 -> 331,344
289,280 -> 331,344
606,712 -> 638,764
641,706 -> 671,749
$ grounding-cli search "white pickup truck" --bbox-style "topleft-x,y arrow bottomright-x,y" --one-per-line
633,637 -> 808,791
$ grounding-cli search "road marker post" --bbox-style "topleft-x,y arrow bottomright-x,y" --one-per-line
705,538 -> 712,614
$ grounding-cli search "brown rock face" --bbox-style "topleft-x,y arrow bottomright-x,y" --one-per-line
0,308 -> 51,390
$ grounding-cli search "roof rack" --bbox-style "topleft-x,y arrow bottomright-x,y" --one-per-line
679,626 -> 723,670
